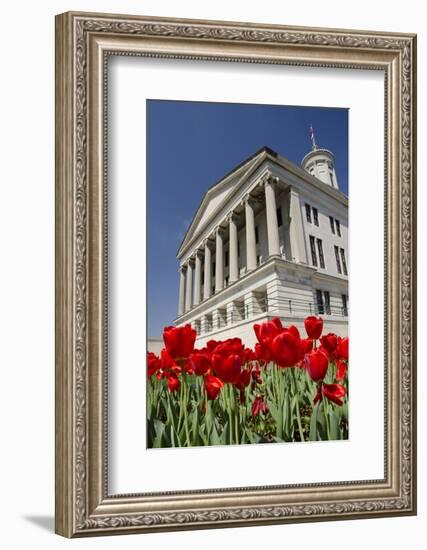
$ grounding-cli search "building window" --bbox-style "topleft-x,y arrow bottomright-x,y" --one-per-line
334,245 -> 342,274
342,294 -> 348,316
316,289 -> 331,315
255,226 -> 259,244
309,235 -> 318,267
316,289 -> 324,314
313,207 -> 319,226
324,291 -> 331,315
340,248 -> 348,276
316,238 -> 325,268
277,207 -> 283,227
225,250 -> 229,267
336,219 -> 341,237
305,203 -> 312,223
329,216 -> 335,234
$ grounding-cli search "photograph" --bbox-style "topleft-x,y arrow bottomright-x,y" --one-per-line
147,100 -> 349,447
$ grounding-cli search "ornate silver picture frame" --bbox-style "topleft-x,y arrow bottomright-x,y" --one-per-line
55,11 -> 417,537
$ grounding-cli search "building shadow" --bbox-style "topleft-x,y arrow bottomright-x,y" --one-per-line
23,515 -> 54,533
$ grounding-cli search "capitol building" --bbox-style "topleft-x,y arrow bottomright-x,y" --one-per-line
174,137 -> 348,347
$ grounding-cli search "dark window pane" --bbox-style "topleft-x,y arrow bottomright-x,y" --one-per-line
329,216 -> 335,234
313,207 -> 319,226
340,248 -> 348,276
316,289 -> 324,314
334,246 -> 342,274
324,291 -> 331,315
336,219 -> 341,237
310,235 -> 318,267
342,294 -> 348,316
277,207 -> 283,227
305,203 -> 312,223
316,239 -> 325,268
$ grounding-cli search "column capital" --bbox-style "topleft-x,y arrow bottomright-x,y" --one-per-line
203,237 -> 213,249
259,171 -> 279,188
243,193 -> 256,207
179,263 -> 187,273
226,211 -> 239,224
214,226 -> 225,238
194,248 -> 203,259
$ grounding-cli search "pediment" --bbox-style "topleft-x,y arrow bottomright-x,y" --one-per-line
177,149 -> 268,256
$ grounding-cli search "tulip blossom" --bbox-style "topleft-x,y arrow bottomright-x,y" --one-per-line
271,325 -> 302,367
163,324 -> 196,364
204,374 -> 223,400
235,367 -> 251,390
167,374 -> 180,393
213,353 -> 242,384
147,352 -> 160,378
304,348 -> 329,382
254,317 -> 283,347
336,337 -> 349,361
304,316 -> 323,340
189,352 -> 211,376
335,360 -> 347,381
252,395 -> 269,417
314,383 -> 346,406
320,333 -> 338,356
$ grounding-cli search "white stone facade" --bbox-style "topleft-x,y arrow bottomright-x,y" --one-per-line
175,146 -> 348,346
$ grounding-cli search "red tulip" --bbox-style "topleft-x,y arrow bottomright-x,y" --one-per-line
320,333 -> 338,355
322,383 -> 347,406
254,342 -> 271,364
213,353 -> 242,384
167,374 -> 180,393
314,383 -> 346,406
252,395 -> 269,417
204,374 -> 223,400
163,324 -> 196,364
254,317 -> 283,346
304,316 -> 323,340
336,337 -> 349,361
304,348 -> 329,382
335,359 -> 347,381
235,367 -> 251,390
147,352 -> 160,378
251,363 -> 262,384
271,325 -> 301,367
189,352 -> 211,376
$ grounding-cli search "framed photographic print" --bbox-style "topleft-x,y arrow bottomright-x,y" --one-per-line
55,11 -> 417,537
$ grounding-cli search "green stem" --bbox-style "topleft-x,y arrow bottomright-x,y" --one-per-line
291,368 -> 305,442
323,398 -> 332,440
234,388 -> 239,444
182,373 -> 191,446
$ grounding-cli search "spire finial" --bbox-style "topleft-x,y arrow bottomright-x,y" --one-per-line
309,124 -> 318,151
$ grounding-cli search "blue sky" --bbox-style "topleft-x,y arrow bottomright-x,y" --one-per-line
147,100 -> 348,337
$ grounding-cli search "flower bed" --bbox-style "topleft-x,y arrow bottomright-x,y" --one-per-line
147,316 -> 348,447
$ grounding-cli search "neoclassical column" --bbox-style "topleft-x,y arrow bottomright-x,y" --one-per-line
178,265 -> 186,316
203,239 -> 212,301
194,251 -> 202,306
215,227 -> 224,293
263,173 -> 281,257
185,259 -> 193,312
227,212 -> 239,283
244,194 -> 257,271
289,188 -> 308,263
